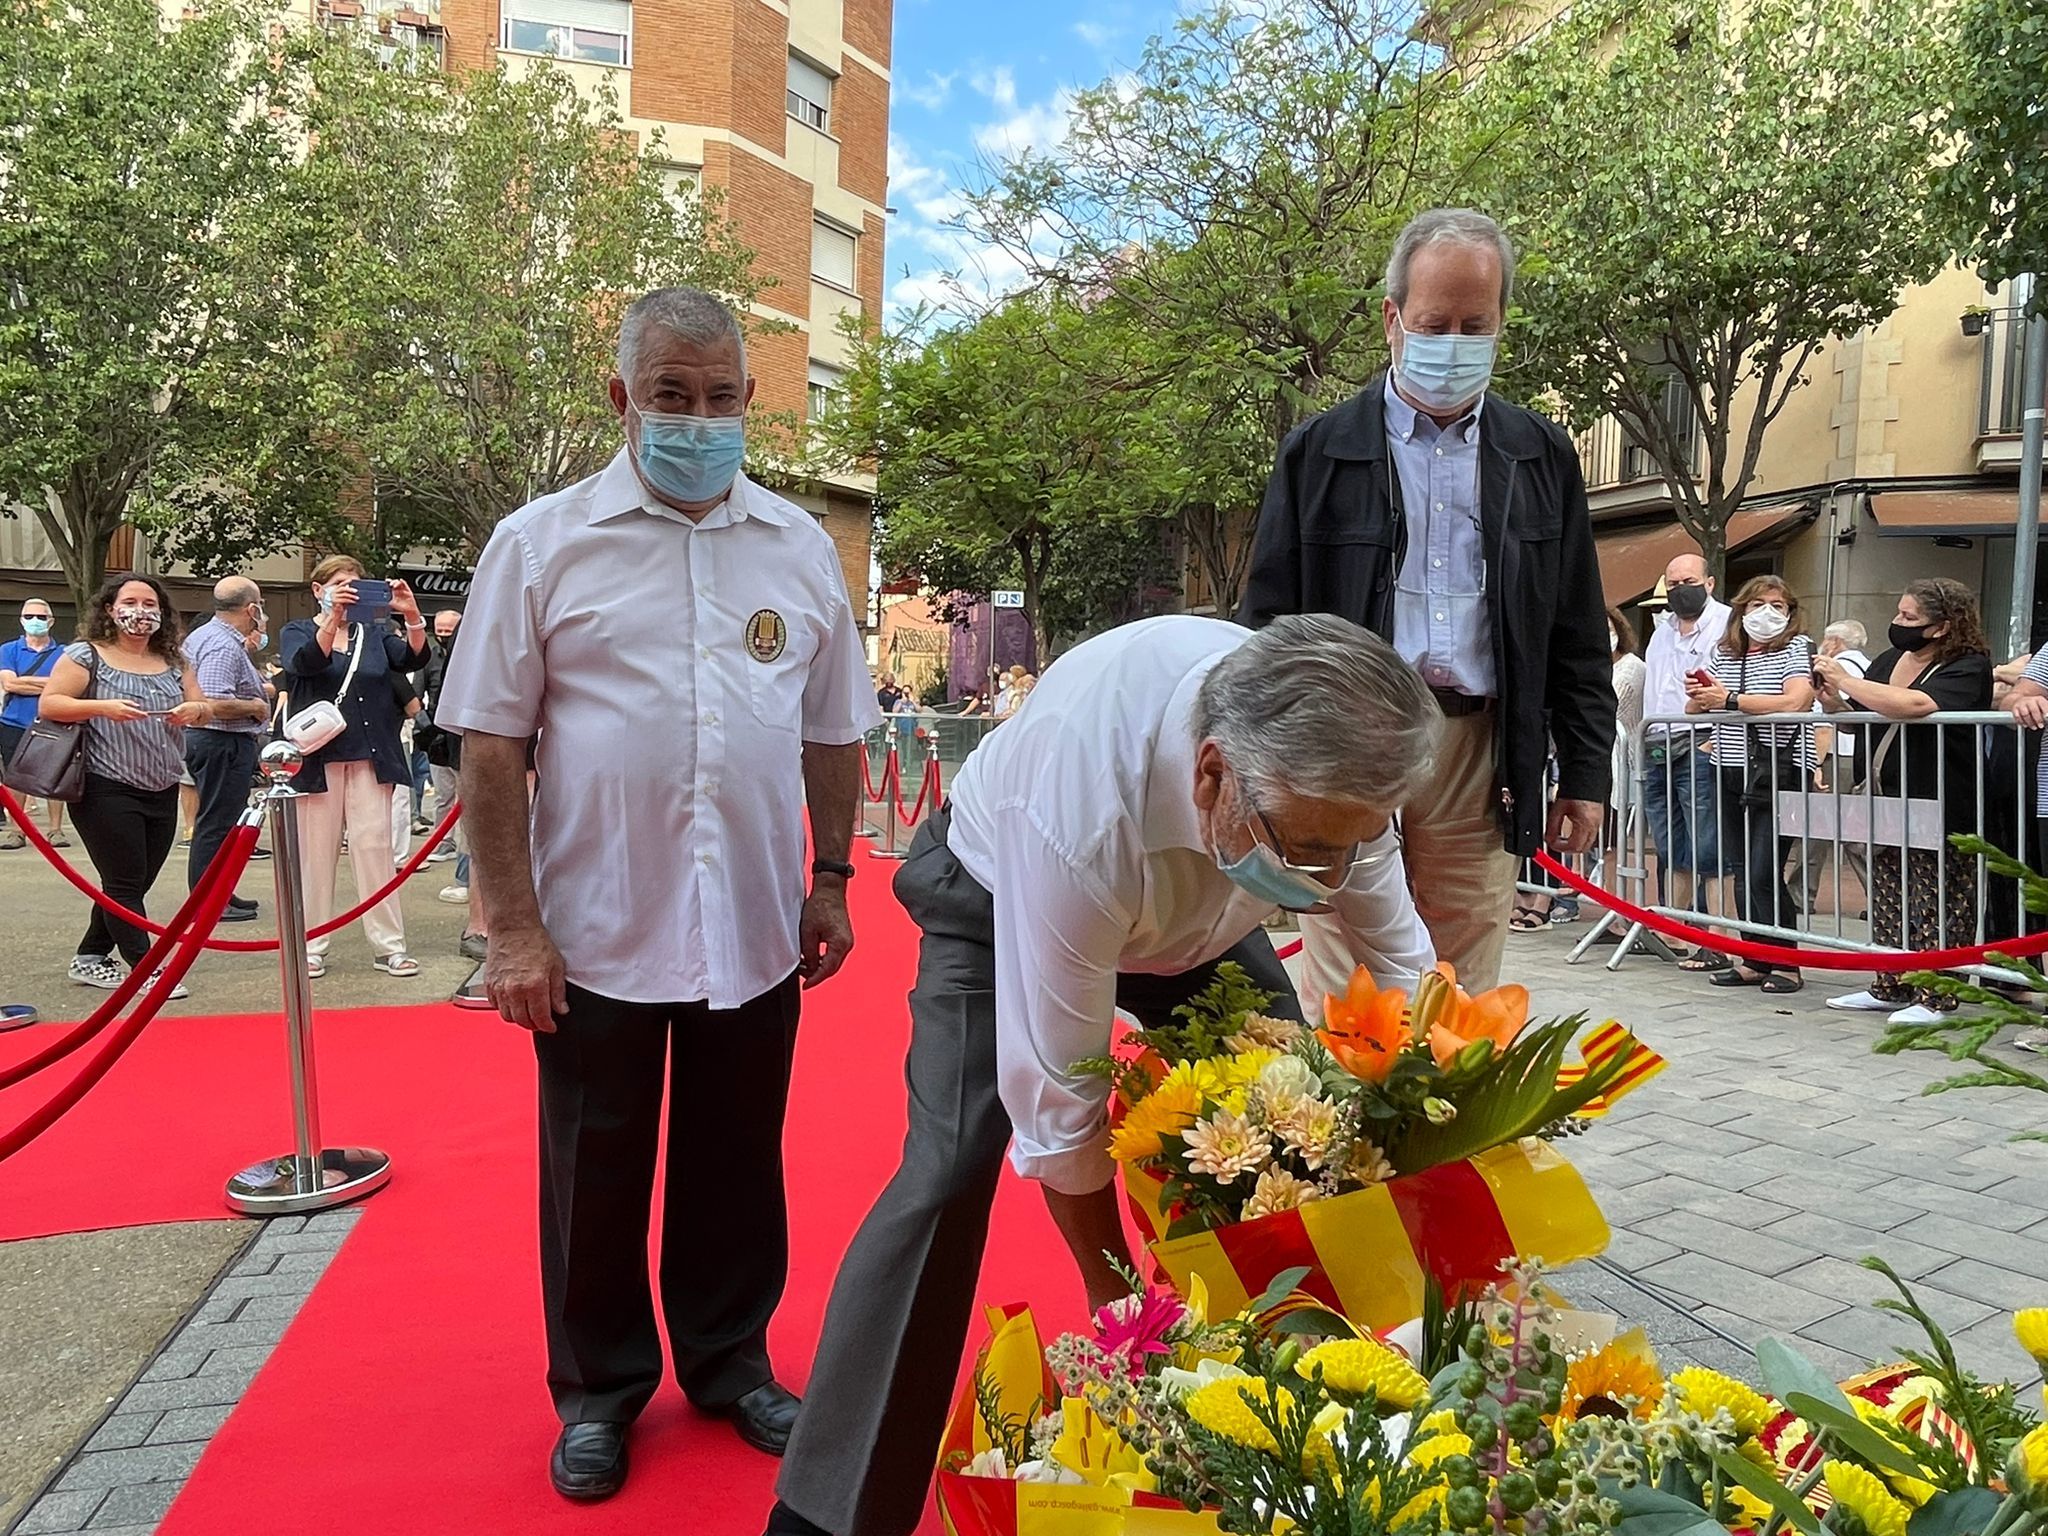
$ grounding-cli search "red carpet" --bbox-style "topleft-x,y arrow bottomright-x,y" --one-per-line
0,846 -> 1091,1533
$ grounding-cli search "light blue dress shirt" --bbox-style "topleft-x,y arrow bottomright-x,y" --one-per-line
1386,375 -> 1494,697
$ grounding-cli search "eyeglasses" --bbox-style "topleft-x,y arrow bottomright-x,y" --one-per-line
1245,799 -> 1404,888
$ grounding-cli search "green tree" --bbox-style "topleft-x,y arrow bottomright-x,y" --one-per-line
1937,0 -> 2047,309
818,295 -> 1180,661
290,48 -> 764,563
0,0 -> 336,611
965,0 -> 1491,612
1480,0 -> 1954,579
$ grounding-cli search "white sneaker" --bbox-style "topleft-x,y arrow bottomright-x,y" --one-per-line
436,885 -> 470,904
68,956 -> 124,990
1826,990 -> 1893,1012
424,846 -> 460,865
1886,1003 -> 1949,1026
147,969 -> 192,1001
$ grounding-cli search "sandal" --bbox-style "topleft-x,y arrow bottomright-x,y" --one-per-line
373,952 -> 421,978
306,954 -> 328,980
1708,967 -> 1763,987
1510,906 -> 1548,933
1677,948 -> 1729,972
1758,973 -> 1805,995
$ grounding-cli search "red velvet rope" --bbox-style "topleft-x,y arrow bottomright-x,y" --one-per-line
1531,849 -> 2048,972
0,784 -> 459,953
895,757 -> 940,828
0,823 -> 256,1163
0,825 -> 255,1091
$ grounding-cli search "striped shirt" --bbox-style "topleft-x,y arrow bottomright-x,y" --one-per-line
186,617 -> 268,735
1708,635 -> 1816,768
2026,651 -> 2048,811
67,642 -> 187,792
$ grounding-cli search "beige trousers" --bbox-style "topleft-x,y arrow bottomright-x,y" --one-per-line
1402,709 -> 1520,991
294,757 -> 406,960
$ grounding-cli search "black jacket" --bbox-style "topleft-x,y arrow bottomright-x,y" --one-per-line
1236,375 -> 1615,856
417,633 -> 460,769
280,618 -> 430,794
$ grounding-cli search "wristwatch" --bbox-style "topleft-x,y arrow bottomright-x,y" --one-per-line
812,859 -> 856,880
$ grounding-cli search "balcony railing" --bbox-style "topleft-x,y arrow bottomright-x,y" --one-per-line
1980,307 -> 2042,439
1574,375 -> 1701,493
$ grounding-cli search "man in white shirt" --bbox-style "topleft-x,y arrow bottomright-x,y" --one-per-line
767,612 -> 1441,1536
438,289 -> 880,1502
1641,552 -> 1732,934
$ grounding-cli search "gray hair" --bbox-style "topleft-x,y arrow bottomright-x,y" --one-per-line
1823,619 -> 1868,650
1385,209 -> 1516,317
212,576 -> 260,612
1195,615 -> 1443,812
618,287 -> 747,382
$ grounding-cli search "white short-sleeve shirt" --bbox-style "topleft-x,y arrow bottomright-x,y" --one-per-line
436,452 -> 882,1006
944,615 -> 1437,1195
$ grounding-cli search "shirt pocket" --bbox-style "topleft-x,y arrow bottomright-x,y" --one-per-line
743,617 -> 815,733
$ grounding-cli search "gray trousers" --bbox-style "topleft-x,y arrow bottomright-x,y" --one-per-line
776,810 -> 1300,1536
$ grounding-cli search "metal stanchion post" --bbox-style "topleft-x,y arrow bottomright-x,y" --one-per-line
872,734 -> 908,862
225,742 -> 392,1215
857,729 -> 882,840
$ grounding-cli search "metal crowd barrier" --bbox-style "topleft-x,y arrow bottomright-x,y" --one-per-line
1564,709 -> 2037,975
858,712 -> 1002,856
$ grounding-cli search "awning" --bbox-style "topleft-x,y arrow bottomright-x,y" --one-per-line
1868,488 -> 2018,536
1594,504 -> 1815,607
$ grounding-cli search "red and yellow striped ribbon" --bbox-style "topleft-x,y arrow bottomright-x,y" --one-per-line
1555,1020 -> 1667,1118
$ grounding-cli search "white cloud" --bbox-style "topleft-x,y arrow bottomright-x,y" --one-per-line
1072,19 -> 1118,47
901,69 -> 957,112
969,65 -> 1019,112
971,88 -> 1077,159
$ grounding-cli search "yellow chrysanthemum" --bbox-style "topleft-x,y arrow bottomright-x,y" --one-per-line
1559,1343 -> 1664,1421
1670,1367 -> 1776,1438
1825,1460 -> 1911,1536
1186,1376 -> 1293,1455
1295,1338 -> 1430,1411
1108,1075 -> 1204,1162
2010,1424 -> 2048,1505
2016,1310 -> 2048,1368
1217,1048 -> 1282,1088
1849,1401 -> 1937,1507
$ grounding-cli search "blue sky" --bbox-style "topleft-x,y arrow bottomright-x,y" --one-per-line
882,0 -> 1184,317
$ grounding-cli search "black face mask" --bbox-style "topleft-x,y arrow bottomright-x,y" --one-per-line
1667,583 -> 1709,620
1889,622 -> 1934,653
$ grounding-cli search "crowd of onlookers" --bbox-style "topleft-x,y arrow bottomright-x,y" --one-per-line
0,564 -> 478,1004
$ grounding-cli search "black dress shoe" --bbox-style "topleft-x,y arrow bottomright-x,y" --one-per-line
763,1500 -> 835,1536
219,900 -> 259,923
719,1380 -> 801,1456
550,1421 -> 628,1501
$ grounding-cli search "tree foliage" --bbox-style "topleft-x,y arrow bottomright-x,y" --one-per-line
1937,0 -> 2048,311
816,295 -> 1181,661
291,50 -> 764,563
0,0 -> 340,610
1478,0 -> 1953,577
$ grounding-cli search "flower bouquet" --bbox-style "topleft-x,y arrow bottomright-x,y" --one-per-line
1092,962 -> 1664,1332
936,1257 -> 2048,1536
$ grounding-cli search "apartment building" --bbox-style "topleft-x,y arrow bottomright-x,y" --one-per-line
0,0 -> 889,629
1581,269 -> 2046,654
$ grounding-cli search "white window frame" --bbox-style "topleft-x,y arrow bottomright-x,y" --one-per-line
811,217 -> 857,292
787,52 -> 833,133
807,360 -> 846,421
499,0 -> 631,66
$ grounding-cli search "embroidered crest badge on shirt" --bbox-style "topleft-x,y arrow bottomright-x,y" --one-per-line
745,609 -> 787,663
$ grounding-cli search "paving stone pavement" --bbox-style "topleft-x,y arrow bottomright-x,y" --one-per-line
8,1211 -> 360,1536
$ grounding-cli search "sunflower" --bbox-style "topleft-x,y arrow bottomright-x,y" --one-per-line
1559,1343 -> 1663,1421
1294,1338 -> 1430,1411
1108,1074 -> 1204,1163
1824,1461 -> 1911,1536
1670,1366 -> 1777,1438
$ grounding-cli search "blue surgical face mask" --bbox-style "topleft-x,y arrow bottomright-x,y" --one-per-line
1212,789 -> 1338,912
630,398 -> 746,505
317,589 -> 334,614
1394,317 -> 1498,413
21,617 -> 50,637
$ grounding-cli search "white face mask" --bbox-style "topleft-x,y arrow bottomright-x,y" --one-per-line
1742,606 -> 1790,643
1393,317 -> 1498,413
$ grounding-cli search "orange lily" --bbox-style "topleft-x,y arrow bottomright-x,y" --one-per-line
1417,964 -> 1530,1069
1316,967 -> 1413,1083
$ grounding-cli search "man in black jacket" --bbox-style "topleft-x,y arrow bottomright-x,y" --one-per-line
1238,207 -> 1614,989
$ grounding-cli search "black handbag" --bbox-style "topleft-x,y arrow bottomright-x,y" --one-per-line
1,647 -> 96,804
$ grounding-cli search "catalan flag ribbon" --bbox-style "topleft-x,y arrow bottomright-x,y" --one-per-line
935,1306 -> 1224,1536
1555,1020 -> 1667,1118
1129,1141 -> 1610,1335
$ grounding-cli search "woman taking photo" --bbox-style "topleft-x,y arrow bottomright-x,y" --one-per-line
1685,576 -> 1815,993
281,555 -> 430,980
38,575 -> 211,994
1818,578 -> 1993,1025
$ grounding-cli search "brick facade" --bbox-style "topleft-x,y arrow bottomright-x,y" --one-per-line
835,58 -> 888,207
727,0 -> 789,157
843,0 -> 890,66
860,210 -> 886,325
699,142 -> 814,322
632,0 -> 734,127
822,488 -> 877,626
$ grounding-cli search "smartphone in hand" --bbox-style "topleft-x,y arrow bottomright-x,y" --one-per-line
350,579 -> 393,622
1687,668 -> 1714,687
